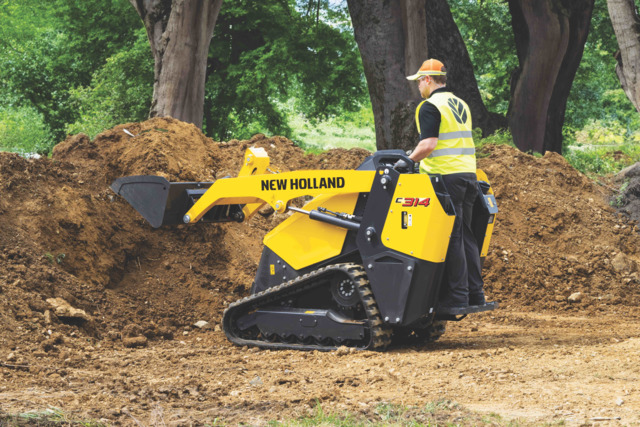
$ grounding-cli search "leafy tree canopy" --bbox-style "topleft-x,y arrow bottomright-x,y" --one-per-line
0,0 -> 142,147
205,0 -> 368,140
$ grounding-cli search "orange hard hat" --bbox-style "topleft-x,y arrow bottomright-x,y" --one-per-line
406,59 -> 446,80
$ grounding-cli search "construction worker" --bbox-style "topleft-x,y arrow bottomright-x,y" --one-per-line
403,59 -> 485,310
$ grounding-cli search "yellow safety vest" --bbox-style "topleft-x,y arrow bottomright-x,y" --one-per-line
415,91 -> 476,175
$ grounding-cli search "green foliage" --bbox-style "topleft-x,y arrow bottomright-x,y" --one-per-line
564,113 -> 640,177
66,30 -> 153,138
449,0 -> 517,115
451,0 -> 640,148
0,29 -> 82,143
0,105 -> 53,154
288,101 -> 376,153
2,0 -> 638,162
204,0 -> 368,141
0,407 -> 107,426
564,140 -> 640,177
266,400 -> 519,426
473,128 -> 516,158
0,0 -> 143,144
422,399 -> 460,414
612,179 -> 631,207
44,252 -> 66,264
564,0 -> 636,131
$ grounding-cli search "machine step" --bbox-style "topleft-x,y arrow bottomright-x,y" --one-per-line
435,301 -> 498,320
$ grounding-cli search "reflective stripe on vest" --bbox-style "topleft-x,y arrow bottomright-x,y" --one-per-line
438,130 -> 473,140
428,147 -> 476,158
415,91 -> 476,175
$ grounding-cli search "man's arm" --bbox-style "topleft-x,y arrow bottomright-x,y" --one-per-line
410,100 -> 440,162
409,137 -> 438,162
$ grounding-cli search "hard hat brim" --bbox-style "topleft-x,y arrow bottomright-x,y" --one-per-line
406,70 -> 447,80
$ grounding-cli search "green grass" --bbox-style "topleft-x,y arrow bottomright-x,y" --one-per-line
0,402 -> 539,426
564,142 -> 640,177
0,408 -> 106,426
288,107 -> 377,154
266,401 -> 526,427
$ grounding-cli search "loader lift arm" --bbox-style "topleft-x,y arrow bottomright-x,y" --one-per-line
183,168 -> 377,224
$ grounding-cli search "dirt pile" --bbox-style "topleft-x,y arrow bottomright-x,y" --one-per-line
0,118 -> 639,355
479,145 -> 640,312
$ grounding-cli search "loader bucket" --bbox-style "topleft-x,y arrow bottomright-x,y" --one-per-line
111,176 -> 216,228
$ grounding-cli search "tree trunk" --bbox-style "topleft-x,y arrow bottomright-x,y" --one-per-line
347,0 -> 421,151
508,0 -> 594,154
129,0 -> 223,128
544,1 -> 594,153
347,0 -> 505,152
607,0 -> 640,112
401,0 -> 428,101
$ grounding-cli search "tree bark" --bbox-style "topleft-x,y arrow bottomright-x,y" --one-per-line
347,0 -> 420,151
129,0 -> 223,128
508,0 -> 594,154
347,0 -> 505,152
544,1 -> 594,153
607,0 -> 640,112
401,0 -> 428,101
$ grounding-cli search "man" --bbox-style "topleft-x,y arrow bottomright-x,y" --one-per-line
404,58 -> 485,310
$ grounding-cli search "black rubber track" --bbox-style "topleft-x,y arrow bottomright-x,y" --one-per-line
222,263 -> 392,351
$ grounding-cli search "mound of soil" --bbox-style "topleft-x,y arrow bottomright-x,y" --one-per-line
479,146 -> 639,312
1,118 -> 639,355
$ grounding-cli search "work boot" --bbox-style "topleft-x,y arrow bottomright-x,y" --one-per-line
469,292 -> 486,306
437,295 -> 469,311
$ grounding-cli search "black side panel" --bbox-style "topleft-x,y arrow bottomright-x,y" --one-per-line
357,251 -> 445,326
252,247 -> 300,294
471,182 -> 499,254
353,166 -> 432,325
405,259 -> 446,323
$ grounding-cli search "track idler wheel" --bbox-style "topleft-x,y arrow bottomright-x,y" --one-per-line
331,276 -> 360,308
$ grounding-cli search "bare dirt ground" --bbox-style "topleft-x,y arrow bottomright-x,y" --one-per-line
1,118 -> 639,425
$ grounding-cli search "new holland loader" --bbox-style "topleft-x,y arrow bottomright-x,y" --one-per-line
111,148 -> 498,351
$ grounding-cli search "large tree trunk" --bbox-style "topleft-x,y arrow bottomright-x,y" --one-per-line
347,0 -> 421,151
508,0 -> 594,154
347,0 -> 504,152
607,0 -> 640,112
129,0 -> 223,128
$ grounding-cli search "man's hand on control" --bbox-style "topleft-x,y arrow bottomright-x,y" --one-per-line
393,159 -> 410,172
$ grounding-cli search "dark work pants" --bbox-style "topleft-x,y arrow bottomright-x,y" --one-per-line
439,173 -> 484,306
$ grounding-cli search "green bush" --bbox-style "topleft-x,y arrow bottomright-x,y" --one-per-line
0,106 -> 53,155
565,142 -> 640,177
574,119 -> 627,145
288,102 -> 376,153
65,30 -> 153,138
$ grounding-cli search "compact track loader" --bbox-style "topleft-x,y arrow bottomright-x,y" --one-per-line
111,148 -> 498,351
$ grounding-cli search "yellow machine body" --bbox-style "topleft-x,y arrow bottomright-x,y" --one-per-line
264,193 -> 360,270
